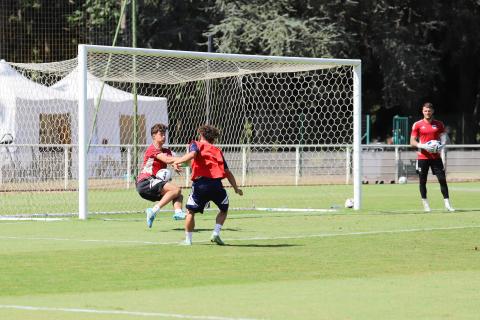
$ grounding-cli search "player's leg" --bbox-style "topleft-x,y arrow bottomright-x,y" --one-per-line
432,159 -> 455,211
145,181 -> 182,228
181,209 -> 195,245
209,181 -> 229,245
171,191 -> 186,220
157,182 -> 182,210
136,178 -> 164,228
183,182 -> 208,245
416,160 -> 430,212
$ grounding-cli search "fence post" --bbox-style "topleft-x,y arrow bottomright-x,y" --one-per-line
394,146 -> 399,183
295,146 -> 300,186
64,145 -> 69,190
126,146 -> 131,189
241,146 -> 246,186
345,146 -> 351,184
185,145 -> 190,187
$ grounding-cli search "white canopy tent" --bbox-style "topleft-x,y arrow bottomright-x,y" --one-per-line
51,69 -> 168,150
0,59 -> 168,182
0,60 -> 168,149
0,60 -> 76,147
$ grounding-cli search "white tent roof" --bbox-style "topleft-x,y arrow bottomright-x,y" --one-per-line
0,60 -> 66,100
51,69 -> 164,102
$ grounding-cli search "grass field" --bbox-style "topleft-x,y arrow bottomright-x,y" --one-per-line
1,182 -> 480,319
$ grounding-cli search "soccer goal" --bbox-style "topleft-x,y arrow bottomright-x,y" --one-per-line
1,45 -> 361,218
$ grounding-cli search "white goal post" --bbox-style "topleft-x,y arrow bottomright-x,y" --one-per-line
77,44 -> 362,219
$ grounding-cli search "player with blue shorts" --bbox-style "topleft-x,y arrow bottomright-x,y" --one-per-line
174,125 -> 243,245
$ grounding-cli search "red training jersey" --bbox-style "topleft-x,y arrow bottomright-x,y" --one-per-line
137,144 -> 172,182
190,140 -> 226,181
411,119 -> 445,160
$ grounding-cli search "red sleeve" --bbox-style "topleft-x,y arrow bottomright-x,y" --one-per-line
150,148 -> 160,158
411,122 -> 419,138
162,148 -> 173,157
438,121 -> 445,134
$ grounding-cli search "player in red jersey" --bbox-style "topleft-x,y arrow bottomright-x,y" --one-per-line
136,123 -> 185,228
410,102 -> 454,212
173,125 -> 243,245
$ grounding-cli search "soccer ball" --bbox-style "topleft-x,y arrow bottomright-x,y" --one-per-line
155,168 -> 172,182
426,140 -> 441,152
344,198 -> 354,208
398,176 -> 407,184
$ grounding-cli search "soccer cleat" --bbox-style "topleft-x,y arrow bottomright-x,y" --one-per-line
444,199 -> 455,212
210,234 -> 225,246
146,208 -> 157,228
172,210 -> 186,220
179,239 -> 192,246
445,206 -> 455,212
422,199 -> 431,213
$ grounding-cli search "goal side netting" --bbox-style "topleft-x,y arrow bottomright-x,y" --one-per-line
0,45 -> 361,218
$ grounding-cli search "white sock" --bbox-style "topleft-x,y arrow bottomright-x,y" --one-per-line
422,199 -> 431,211
175,208 -> 183,214
152,204 -> 161,213
186,232 -> 193,242
213,224 -> 222,236
444,199 -> 454,209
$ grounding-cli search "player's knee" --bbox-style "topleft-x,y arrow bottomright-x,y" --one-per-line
176,192 -> 183,201
166,183 -> 181,196
173,186 -> 181,197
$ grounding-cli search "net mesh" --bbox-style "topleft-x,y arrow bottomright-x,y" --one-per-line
1,49 -> 356,216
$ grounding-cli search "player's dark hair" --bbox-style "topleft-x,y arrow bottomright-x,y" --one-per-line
151,123 -> 168,136
422,102 -> 434,110
198,125 -> 220,143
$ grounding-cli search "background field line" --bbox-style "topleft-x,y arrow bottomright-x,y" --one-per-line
226,225 -> 480,242
1,225 -> 479,245
0,304 -> 261,320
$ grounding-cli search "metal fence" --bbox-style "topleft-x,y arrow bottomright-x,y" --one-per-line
1,144 -> 479,191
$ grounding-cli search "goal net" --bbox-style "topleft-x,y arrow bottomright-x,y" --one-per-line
0,45 -> 361,218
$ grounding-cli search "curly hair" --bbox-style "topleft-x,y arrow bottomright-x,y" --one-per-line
198,125 -> 220,143
150,123 -> 168,136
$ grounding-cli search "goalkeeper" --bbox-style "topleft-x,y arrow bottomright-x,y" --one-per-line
173,125 -> 243,245
410,102 -> 454,212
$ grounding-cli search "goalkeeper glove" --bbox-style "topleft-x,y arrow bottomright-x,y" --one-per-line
417,143 -> 435,153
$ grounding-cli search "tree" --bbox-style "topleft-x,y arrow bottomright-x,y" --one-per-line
136,0 -> 215,51
205,0 -> 344,57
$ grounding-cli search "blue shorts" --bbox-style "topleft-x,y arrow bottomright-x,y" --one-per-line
186,178 -> 229,213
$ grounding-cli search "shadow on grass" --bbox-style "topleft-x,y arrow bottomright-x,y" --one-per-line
172,228 -> 241,232
217,243 -> 300,248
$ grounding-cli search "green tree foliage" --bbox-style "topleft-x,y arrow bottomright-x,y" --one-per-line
206,0 -> 343,57
1,0 -> 479,141
68,0 -> 123,46
0,0 -> 81,62
136,0 -> 215,51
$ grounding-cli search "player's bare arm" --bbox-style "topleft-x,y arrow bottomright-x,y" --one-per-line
173,151 -> 196,166
225,169 -> 243,196
156,152 -> 176,164
410,135 -> 419,148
